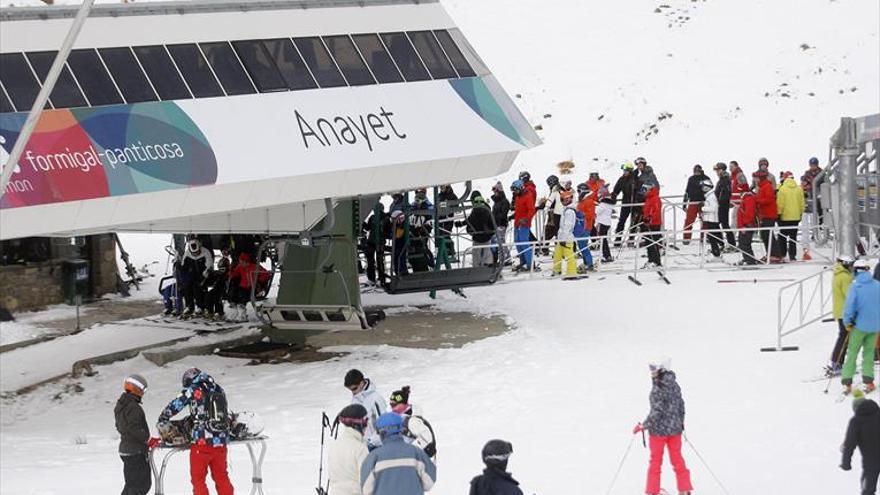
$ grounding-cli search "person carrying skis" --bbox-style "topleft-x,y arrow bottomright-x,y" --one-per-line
574,184 -> 595,271
736,184 -> 759,265
841,262 -> 880,395
491,182 -> 512,265
158,367 -> 234,495
753,170 -> 780,262
328,404 -> 370,495
552,190 -> 578,278
115,374 -> 159,495
682,164 -> 709,244
511,179 -> 536,272
829,255 -> 856,376
699,178 -> 723,259
360,413 -> 437,495
633,360 -> 693,495
712,162 -> 736,248
469,439 -> 523,495
612,162 -> 638,247
775,171 -> 805,262
389,386 -> 437,459
345,369 -> 387,449
840,389 -> 880,494
641,181 -> 663,268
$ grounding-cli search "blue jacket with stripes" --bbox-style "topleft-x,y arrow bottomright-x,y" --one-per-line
360,434 -> 436,495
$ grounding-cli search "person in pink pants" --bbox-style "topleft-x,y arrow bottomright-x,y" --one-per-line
633,360 -> 693,495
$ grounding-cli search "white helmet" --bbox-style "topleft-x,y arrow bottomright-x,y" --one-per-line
853,259 -> 871,271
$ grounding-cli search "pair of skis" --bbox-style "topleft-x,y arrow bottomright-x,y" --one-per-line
628,269 -> 671,286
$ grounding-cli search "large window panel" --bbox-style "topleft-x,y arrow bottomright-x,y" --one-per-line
0,53 -> 45,111
231,40 -> 287,93
293,37 -> 346,88
0,84 -> 14,113
98,47 -> 158,103
323,35 -> 375,86
26,51 -> 89,109
261,39 -> 317,91
433,30 -> 476,78
67,49 -> 124,106
200,42 -> 255,96
407,31 -> 456,79
167,44 -> 224,98
352,34 -> 402,84
133,46 -> 191,100
380,33 -> 430,82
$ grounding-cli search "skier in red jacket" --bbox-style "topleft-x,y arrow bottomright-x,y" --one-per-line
753,170 -> 780,262
736,184 -> 759,265
641,183 -> 663,267
511,180 -> 536,271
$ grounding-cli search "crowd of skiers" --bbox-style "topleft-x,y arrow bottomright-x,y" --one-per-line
361,155 -> 831,283
161,235 -> 269,323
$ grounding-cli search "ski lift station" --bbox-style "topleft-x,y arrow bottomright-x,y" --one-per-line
0,0 -> 540,334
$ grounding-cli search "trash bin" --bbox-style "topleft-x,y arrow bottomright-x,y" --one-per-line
62,259 -> 90,305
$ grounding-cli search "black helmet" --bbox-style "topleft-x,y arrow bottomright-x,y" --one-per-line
182,367 -> 201,388
337,404 -> 369,432
576,183 -> 589,194
482,439 -> 513,469
518,171 -> 531,182
546,175 -> 559,188
713,162 -> 727,172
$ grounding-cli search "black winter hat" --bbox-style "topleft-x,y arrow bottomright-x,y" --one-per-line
390,386 -> 411,405
344,369 -> 364,388
482,439 -> 513,468
471,190 -> 484,202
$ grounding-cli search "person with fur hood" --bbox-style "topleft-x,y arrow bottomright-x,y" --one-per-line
633,360 -> 693,495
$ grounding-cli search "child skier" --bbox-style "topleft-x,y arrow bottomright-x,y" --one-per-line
633,360 -> 693,495
469,439 -> 523,495
552,190 -> 578,278
573,184 -> 595,271
389,386 -> 437,459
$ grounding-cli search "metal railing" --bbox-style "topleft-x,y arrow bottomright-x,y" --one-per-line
762,268 -> 833,352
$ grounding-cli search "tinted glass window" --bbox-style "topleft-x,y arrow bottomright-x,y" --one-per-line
67,49 -> 124,106
133,46 -> 191,100
323,35 -> 374,86
232,40 -> 287,93
407,31 -> 456,79
293,37 -> 346,88
200,42 -> 255,96
0,53 -> 44,111
352,34 -> 402,84
261,39 -> 317,91
167,44 -> 223,98
0,84 -> 14,113
98,47 -> 158,103
433,30 -> 476,78
26,51 -> 89,109
380,33 -> 430,82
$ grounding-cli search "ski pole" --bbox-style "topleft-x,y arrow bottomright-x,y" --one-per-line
605,433 -> 636,495
825,330 -> 850,394
316,412 -> 331,495
641,429 -> 646,448
683,432 -> 732,495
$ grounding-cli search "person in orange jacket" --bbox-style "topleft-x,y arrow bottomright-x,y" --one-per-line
735,184 -> 759,265
753,170 -> 780,261
641,182 -> 663,267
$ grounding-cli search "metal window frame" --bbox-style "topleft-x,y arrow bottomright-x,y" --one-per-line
193,43 -> 228,97
217,40 -> 259,94
318,36 -> 350,86
231,39 -> 289,93
428,29 -> 459,78
355,32 -> 405,83
322,34 -> 376,86
98,46 -> 159,103
91,48 -> 127,104
402,32 -> 435,81
8,52 -> 55,110
431,29 -> 475,78
25,51 -> 90,109
158,45 -> 195,99
380,31 -> 431,82
260,37 -> 319,91
0,80 -> 15,112
405,30 -> 455,80
286,37 -> 321,89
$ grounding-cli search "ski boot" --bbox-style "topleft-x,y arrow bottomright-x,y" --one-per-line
601,256 -> 614,263
180,308 -> 193,320
823,364 -> 842,378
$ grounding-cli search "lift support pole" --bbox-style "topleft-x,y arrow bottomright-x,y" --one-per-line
0,0 -> 96,198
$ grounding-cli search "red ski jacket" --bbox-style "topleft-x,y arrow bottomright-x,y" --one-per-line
755,179 -> 778,220
642,187 -> 662,227
737,193 -> 758,228
513,191 -> 536,228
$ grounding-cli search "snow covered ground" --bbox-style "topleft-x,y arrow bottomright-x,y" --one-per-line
1,0 -> 878,494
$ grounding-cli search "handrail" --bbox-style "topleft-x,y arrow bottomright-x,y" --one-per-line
762,267 -> 833,352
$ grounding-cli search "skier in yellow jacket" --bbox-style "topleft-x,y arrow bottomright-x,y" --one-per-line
775,171 -> 805,261
827,255 -> 856,376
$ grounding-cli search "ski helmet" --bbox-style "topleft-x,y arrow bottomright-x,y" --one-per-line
337,404 -> 369,432
713,162 -> 727,172
389,386 -> 411,406
809,157 -> 820,166
634,157 -> 647,166
546,174 -> 559,188
854,259 -> 871,272
123,374 -> 148,397
699,179 -> 714,193
492,181 -> 504,193
482,439 -> 513,469
518,171 -> 531,182
836,254 -> 855,268
376,412 -> 404,437
589,171 -> 600,179
511,179 -> 524,192
621,162 -> 635,172
758,157 -> 769,168
693,164 -> 703,174
187,238 -> 200,253
182,367 -> 201,388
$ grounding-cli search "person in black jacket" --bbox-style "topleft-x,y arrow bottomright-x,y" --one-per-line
682,165 -> 709,244
437,184 -> 459,261
363,202 -> 390,288
612,162 -> 638,247
841,392 -> 880,494
490,182 -> 512,265
712,162 -> 736,248
457,191 -> 496,267
115,374 -> 158,495
469,439 -> 523,495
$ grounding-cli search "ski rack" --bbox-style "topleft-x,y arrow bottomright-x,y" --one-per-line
149,436 -> 268,495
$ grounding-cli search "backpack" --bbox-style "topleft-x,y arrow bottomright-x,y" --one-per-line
405,415 -> 437,458
203,389 -> 230,432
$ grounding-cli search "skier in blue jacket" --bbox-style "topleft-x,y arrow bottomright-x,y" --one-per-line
842,265 -> 880,394
360,412 -> 436,495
